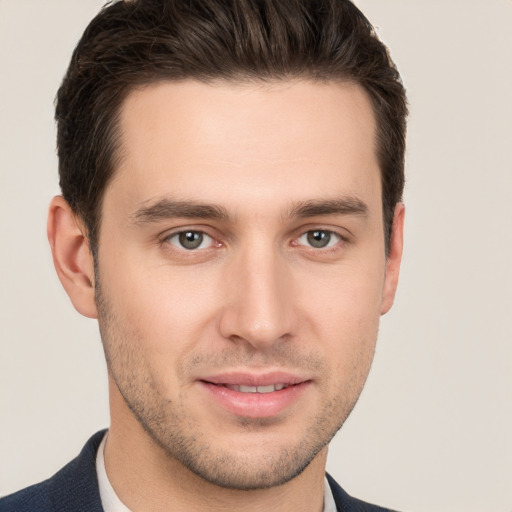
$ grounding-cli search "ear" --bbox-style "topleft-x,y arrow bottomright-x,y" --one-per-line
380,203 -> 405,315
47,196 -> 98,319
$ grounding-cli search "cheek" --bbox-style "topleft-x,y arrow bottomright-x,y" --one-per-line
295,258 -> 384,370
297,259 -> 385,329
98,255 -> 223,354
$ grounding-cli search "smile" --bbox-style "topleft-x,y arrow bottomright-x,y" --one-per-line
199,373 -> 311,418
221,383 -> 289,393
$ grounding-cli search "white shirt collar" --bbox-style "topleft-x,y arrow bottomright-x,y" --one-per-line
96,432 -> 337,512
96,433 -> 131,512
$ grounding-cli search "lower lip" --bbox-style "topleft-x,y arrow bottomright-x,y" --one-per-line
200,381 -> 310,419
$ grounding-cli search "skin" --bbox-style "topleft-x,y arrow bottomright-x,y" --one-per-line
48,79 -> 404,512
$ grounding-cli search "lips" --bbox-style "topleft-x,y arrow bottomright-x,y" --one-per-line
198,372 -> 311,418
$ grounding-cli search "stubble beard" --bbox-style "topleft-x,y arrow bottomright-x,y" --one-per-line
95,278 -> 373,491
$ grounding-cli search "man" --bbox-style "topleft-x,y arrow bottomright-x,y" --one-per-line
1,0 -> 407,510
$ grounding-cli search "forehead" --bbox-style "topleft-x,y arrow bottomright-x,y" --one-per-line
109,79 -> 380,215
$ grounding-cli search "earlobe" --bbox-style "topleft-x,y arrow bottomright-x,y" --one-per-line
47,196 -> 98,319
380,203 -> 405,315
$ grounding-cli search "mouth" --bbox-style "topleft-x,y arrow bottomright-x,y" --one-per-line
198,372 -> 311,418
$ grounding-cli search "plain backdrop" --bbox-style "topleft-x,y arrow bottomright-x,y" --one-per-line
0,1 -> 511,511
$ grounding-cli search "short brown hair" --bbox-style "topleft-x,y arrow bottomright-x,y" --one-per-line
56,0 -> 407,252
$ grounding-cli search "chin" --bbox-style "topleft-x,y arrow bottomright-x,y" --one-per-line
176,444 -> 323,490
143,410 -> 340,491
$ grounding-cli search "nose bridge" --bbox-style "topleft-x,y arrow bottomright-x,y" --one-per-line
219,237 -> 293,348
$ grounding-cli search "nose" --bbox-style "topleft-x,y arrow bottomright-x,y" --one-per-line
218,244 -> 294,350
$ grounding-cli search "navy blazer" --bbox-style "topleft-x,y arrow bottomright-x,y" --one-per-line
1,430 -> 398,511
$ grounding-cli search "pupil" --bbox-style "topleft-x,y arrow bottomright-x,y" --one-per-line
307,230 -> 330,248
179,231 -> 203,249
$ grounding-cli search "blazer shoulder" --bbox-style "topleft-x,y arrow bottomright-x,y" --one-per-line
0,430 -> 106,512
0,479 -> 54,512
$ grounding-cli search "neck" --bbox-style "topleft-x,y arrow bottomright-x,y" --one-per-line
105,382 -> 327,512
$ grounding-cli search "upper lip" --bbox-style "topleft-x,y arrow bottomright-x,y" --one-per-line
200,371 -> 310,387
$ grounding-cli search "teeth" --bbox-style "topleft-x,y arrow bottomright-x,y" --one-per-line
257,385 -> 275,393
239,385 -> 258,393
224,384 -> 289,393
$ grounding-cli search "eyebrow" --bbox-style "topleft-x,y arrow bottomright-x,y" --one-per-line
131,199 -> 229,224
130,196 -> 368,225
287,197 -> 369,219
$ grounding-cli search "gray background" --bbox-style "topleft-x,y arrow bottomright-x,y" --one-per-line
1,1 -> 511,511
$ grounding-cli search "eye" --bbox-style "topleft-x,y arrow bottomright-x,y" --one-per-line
295,230 -> 341,249
167,230 -> 214,250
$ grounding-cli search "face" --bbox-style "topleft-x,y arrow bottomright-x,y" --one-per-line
93,79 -> 402,490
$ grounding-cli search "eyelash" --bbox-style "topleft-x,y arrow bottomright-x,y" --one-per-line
161,228 -> 347,253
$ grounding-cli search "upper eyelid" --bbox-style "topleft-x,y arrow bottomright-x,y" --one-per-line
297,229 -> 342,238
164,229 -> 214,239
160,226 -> 216,240
292,225 -> 350,241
